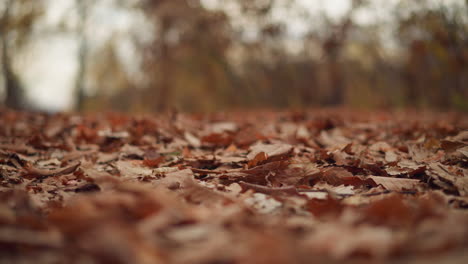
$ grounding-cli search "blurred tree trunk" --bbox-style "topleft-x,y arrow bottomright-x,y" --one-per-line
322,18 -> 352,106
0,1 -> 23,109
74,0 -> 89,111
156,17 -> 172,112
326,55 -> 344,105
302,64 -> 316,106
158,40 -> 170,111
1,37 -> 23,109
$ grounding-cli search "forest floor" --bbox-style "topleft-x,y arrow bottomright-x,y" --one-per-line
0,109 -> 467,264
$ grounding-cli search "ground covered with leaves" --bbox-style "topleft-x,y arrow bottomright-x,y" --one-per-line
0,109 -> 467,264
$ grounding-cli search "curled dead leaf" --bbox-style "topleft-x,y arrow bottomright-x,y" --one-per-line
23,161 -> 81,179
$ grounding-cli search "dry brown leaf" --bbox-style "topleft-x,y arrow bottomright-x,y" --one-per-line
247,142 -> 293,161
247,151 -> 268,168
23,161 -> 81,179
368,176 -> 423,191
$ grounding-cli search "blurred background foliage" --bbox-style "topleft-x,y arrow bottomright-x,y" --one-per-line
0,0 -> 467,112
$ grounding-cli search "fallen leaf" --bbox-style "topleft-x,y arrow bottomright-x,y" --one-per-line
368,176 -> 423,191
247,151 -> 268,168
247,142 -> 293,161
185,131 -> 201,148
23,161 -> 81,179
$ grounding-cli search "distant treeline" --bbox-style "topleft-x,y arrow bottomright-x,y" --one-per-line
1,0 -> 467,112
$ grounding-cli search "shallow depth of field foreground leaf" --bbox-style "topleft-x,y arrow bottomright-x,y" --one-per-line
0,109 -> 467,264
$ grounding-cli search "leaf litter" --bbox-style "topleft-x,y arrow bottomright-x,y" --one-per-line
0,109 -> 467,263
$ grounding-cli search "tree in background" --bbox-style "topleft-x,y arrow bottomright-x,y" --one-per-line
87,38 -> 138,112
320,9 -> 354,106
204,0 -> 305,108
74,0 -> 91,111
140,0 -> 234,112
0,0 -> 43,109
397,2 -> 468,109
